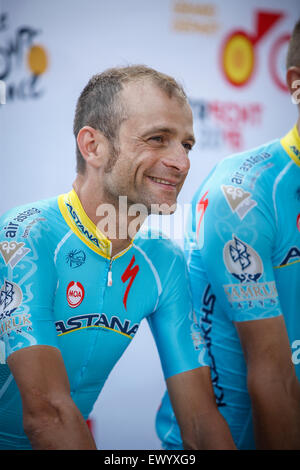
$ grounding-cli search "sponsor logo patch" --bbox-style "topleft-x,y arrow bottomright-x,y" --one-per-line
230,151 -> 272,185
0,279 -> 32,338
200,284 -> 225,407
2,208 -> 41,238
66,202 -> 103,250
55,312 -> 139,339
66,249 -> 86,268
223,281 -> 278,307
223,235 -> 263,282
289,145 -> 300,163
0,241 -> 30,268
223,235 -> 278,309
221,185 -> 257,220
21,217 -> 45,238
279,246 -> 300,266
66,281 -> 85,308
0,280 -> 23,319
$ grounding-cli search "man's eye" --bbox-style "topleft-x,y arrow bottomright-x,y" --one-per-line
183,143 -> 193,151
149,136 -> 163,143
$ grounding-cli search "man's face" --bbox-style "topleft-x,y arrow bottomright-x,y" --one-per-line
101,80 -> 195,214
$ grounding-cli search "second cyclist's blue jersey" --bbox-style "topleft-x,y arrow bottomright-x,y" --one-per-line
0,188 -> 207,450
156,125 -> 300,450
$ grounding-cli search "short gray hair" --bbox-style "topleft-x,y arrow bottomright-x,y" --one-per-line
73,65 -> 188,174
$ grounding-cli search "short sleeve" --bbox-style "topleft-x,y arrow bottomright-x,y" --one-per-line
0,210 -> 59,361
147,244 -> 209,379
187,172 -> 283,323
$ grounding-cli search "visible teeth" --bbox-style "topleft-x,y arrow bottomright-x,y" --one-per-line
150,177 -> 175,186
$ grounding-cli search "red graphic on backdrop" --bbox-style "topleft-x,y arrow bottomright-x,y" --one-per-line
297,214 -> 300,233
221,10 -> 284,88
269,34 -> 291,92
121,256 -> 139,310
189,98 -> 263,152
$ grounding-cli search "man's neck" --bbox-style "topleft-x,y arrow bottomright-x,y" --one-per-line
72,176 -> 147,258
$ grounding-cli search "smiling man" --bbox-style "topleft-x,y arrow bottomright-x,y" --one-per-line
0,66 -> 235,450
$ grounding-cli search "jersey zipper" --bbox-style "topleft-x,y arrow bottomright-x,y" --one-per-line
107,241 -> 134,287
107,258 -> 113,286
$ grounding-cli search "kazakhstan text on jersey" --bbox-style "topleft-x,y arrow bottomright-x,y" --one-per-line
0,188 -> 208,449
156,126 -> 300,450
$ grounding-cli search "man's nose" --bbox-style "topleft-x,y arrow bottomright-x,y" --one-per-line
161,144 -> 190,174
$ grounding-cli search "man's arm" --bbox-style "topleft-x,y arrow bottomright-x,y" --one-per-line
166,366 -> 236,450
236,316 -> 300,449
7,345 -> 97,450
148,242 -> 236,449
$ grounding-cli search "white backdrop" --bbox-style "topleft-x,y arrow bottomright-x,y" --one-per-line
0,0 -> 299,449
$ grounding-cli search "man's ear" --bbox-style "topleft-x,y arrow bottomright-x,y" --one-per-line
77,126 -> 110,169
286,67 -> 300,104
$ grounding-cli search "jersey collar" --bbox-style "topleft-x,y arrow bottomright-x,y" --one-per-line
280,125 -> 300,167
58,189 -> 134,259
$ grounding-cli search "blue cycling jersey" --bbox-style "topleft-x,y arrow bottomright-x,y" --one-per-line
156,125 -> 300,450
0,188 -> 207,449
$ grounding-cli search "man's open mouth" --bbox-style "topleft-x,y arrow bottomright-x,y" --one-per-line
147,176 -> 177,187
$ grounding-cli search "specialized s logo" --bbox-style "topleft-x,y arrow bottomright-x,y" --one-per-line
121,256 -> 139,310
196,190 -> 209,248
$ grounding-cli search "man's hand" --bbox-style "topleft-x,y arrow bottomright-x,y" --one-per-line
236,315 -> 300,449
166,366 -> 236,449
7,345 -> 97,450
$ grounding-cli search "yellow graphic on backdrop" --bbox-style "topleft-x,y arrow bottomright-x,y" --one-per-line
222,33 -> 255,87
27,45 -> 48,75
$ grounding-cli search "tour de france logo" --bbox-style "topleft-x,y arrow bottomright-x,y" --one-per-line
0,12 -> 49,103
221,10 -> 290,91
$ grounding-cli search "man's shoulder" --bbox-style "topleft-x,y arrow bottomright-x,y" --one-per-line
133,228 -> 185,267
193,138 -> 286,207
1,195 -> 59,221
0,195 -> 62,244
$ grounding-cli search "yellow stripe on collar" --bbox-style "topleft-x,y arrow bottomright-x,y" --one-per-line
280,125 -> 300,167
58,189 -> 112,259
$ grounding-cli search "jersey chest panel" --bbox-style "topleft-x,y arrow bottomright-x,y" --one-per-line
53,235 -> 158,391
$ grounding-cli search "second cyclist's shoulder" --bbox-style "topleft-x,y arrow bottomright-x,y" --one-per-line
193,137 -> 288,205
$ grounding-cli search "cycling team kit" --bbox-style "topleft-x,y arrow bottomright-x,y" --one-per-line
156,125 -> 300,449
0,188 -> 207,449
